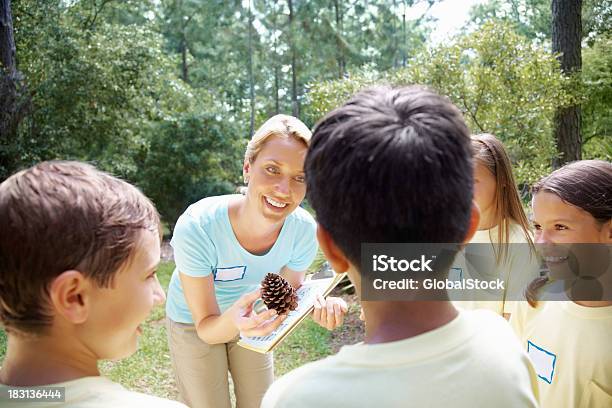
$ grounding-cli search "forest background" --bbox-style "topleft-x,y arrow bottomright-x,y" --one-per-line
1,0 -> 610,230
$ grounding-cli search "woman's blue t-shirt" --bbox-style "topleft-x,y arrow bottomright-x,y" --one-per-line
166,194 -> 318,323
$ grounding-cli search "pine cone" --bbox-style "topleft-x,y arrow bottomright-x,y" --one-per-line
261,273 -> 298,315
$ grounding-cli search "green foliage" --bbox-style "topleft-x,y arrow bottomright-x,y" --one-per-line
5,1 -> 609,224
465,1 -> 611,163
583,0 -> 612,45
139,107 -> 244,229
582,35 -> 612,160
306,22 -> 573,186
18,22 -> 177,178
467,0 -> 610,43
0,328 -> 6,359
12,0 -> 214,182
303,68 -> 380,126
5,1 -> 245,227
467,0 -> 551,40
400,22 -> 571,185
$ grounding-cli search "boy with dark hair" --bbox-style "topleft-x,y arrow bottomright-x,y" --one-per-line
262,86 -> 539,407
0,161 -> 185,407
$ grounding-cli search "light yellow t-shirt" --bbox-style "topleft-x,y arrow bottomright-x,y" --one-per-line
262,310 -> 539,408
454,223 -> 539,316
511,301 -> 612,408
0,376 -> 186,408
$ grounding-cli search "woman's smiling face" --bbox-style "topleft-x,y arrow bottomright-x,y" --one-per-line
243,134 -> 308,223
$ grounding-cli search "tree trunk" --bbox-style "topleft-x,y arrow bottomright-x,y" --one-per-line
247,0 -> 255,136
180,35 -> 189,82
288,0 -> 298,117
272,0 -> 279,114
402,0 -> 407,67
333,0 -> 345,79
392,0 -> 399,68
1,0 -> 28,179
0,0 -> 15,73
551,0 -> 582,168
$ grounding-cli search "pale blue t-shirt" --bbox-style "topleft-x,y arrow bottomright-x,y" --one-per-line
166,194 -> 318,324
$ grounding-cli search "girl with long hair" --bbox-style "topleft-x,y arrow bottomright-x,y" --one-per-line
457,133 -> 537,318
511,160 -> 612,408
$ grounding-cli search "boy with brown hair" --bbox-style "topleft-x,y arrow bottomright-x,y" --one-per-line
0,161 -> 185,407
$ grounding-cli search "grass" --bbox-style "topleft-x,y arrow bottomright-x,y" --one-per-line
0,260 -> 338,399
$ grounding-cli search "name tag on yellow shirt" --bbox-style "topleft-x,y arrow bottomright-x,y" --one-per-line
527,340 -> 557,384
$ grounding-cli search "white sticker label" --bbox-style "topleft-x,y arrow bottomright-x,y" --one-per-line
527,340 -> 557,384
448,267 -> 463,282
214,266 -> 247,282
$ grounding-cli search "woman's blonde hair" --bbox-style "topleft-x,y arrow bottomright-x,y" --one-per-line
244,114 -> 312,164
472,133 -> 534,264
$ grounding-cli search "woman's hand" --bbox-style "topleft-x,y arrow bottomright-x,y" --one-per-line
231,289 -> 287,337
312,294 -> 348,330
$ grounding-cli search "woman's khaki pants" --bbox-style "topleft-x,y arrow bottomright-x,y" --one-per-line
166,317 -> 274,408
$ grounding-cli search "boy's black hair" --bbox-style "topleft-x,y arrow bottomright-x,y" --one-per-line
305,85 -> 473,267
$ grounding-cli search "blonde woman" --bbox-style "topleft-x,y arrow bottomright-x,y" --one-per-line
165,115 -> 347,408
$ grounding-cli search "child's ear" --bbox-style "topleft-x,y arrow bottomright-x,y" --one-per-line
49,270 -> 91,324
462,202 -> 481,244
602,219 -> 612,243
243,159 -> 251,184
316,224 -> 350,273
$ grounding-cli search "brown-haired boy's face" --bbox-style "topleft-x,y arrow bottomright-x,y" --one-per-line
81,229 -> 165,360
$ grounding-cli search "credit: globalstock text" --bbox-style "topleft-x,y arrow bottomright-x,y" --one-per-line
370,254 -> 505,291
371,278 -> 505,290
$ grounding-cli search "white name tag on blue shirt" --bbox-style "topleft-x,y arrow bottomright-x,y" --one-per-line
527,340 -> 557,384
214,266 -> 247,282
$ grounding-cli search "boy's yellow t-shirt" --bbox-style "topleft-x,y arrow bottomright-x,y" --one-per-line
511,301 -> 612,408
0,376 -> 186,408
262,310 -> 539,408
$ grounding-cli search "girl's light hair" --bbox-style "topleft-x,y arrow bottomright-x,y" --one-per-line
244,114 -> 312,164
472,133 -> 534,264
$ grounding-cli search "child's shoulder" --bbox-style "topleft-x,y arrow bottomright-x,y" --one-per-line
0,377 -> 187,408
462,309 -> 525,352
66,376 -> 187,408
262,355 -> 339,408
465,307 -> 512,326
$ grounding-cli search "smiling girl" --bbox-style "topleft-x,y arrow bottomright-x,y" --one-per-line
164,115 -> 346,408
511,160 -> 612,408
